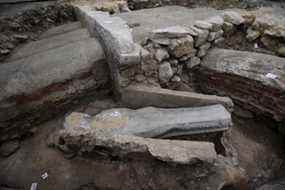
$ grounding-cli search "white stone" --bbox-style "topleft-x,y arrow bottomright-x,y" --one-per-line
159,62 -> 173,83
194,20 -> 213,30
187,57 -> 201,69
155,48 -> 170,62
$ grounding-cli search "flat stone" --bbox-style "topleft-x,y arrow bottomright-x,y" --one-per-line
223,11 -> 245,25
202,48 -> 285,90
121,85 -> 234,111
207,16 -> 224,32
9,28 -> 90,61
264,25 -> 285,39
91,105 -> 232,138
194,20 -> 213,30
39,22 -> 82,39
151,25 -> 197,39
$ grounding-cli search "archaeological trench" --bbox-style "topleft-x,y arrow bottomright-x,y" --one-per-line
0,0 -> 285,189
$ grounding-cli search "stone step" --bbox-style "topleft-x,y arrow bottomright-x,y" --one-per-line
121,85 -> 233,111
8,28 -> 89,61
65,104 -> 232,138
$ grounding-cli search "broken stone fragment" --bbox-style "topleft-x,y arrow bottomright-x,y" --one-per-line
194,20 -> 213,31
151,25 -> 197,39
187,56 -> 201,69
223,11 -> 245,25
198,42 -> 211,57
155,48 -> 169,62
246,28 -> 260,41
158,61 -> 173,83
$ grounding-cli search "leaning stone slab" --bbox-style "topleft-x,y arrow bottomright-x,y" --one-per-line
197,48 -> 285,121
121,85 -> 233,111
76,6 -> 142,66
91,105 -> 232,138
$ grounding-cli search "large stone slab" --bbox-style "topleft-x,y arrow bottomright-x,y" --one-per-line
90,105 -> 232,138
197,48 -> 285,121
121,85 -> 233,111
39,21 -> 82,39
0,37 -> 109,141
9,28 -> 90,61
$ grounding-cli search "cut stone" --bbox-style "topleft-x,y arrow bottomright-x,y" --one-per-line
91,105 -> 232,138
198,48 -> 285,121
121,85 -> 234,111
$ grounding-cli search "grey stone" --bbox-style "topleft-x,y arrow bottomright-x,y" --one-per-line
223,11 -> 245,25
171,75 -> 181,82
0,37 -> 105,104
192,26 -> 209,47
155,48 -> 170,62
151,25 -> 197,39
197,42 -> 211,57
39,22 -> 82,39
258,178 -> 285,190
208,30 -> 224,42
222,22 -> 234,33
151,38 -> 171,45
169,36 -> 195,58
214,37 -> 225,45
159,62 -> 173,83
194,20 -> 213,30
202,48 -> 285,90
187,56 -> 201,69
9,28 -> 90,61
76,6 -> 142,66
207,16 -> 224,32
277,46 -> 285,57
264,26 -> 285,39
246,28 -> 260,41
121,85 -> 234,111
253,14 -> 278,31
92,105 -> 232,138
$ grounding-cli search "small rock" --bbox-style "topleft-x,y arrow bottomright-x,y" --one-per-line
155,48 -> 170,62
241,13 -> 256,25
246,28 -> 260,41
223,11 -> 245,25
277,46 -> 285,57
159,61 -> 173,83
207,16 -> 224,32
135,74 -> 146,82
171,75 -> 181,82
0,49 -> 10,55
0,140 -> 20,157
187,57 -> 201,69
170,36 -> 196,58
222,22 -> 235,33
194,20 -> 213,30
208,30 -> 224,41
13,34 -> 28,41
214,37 -> 225,45
64,112 -> 91,130
169,59 -> 178,66
197,43 -> 211,57
191,26 -> 209,47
